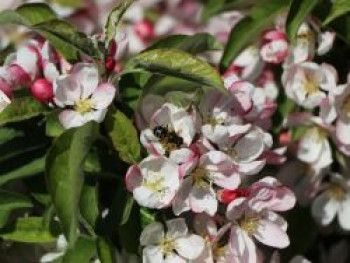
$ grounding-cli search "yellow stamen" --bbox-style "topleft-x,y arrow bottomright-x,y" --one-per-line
159,238 -> 175,255
74,99 -> 93,114
238,215 -> 260,236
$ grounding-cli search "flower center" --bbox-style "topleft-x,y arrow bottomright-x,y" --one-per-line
327,183 -> 346,201
307,127 -> 328,143
74,99 -> 93,114
159,238 -> 175,255
342,96 -> 350,118
191,166 -> 209,188
142,171 -> 165,194
303,76 -> 319,96
238,215 -> 260,236
212,245 -> 227,261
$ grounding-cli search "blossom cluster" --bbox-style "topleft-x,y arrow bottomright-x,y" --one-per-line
0,0 -> 349,263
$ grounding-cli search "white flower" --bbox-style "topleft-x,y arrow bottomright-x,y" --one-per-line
140,218 -> 205,263
140,102 -> 197,163
126,156 -> 180,209
0,89 -> 11,113
54,63 -> 116,129
312,173 -> 350,230
282,62 -> 337,109
172,151 -> 241,216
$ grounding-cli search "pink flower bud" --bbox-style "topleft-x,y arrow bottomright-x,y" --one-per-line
0,77 -> 13,98
30,78 -> 53,103
7,65 -> 31,88
134,20 -> 155,41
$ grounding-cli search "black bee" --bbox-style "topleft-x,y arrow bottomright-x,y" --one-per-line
168,131 -> 184,147
153,126 -> 167,139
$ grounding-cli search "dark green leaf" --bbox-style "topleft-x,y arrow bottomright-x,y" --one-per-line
60,236 -> 96,263
286,0 -> 319,44
46,122 -> 98,246
106,110 -> 141,164
131,49 -> 224,89
0,190 -> 33,211
97,237 -> 116,263
80,181 -> 99,228
220,0 -> 289,71
145,33 -> 223,54
0,156 -> 45,186
0,96 -> 49,125
0,127 -> 23,145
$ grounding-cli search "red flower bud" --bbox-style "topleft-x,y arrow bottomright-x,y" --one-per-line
30,78 -> 53,103
134,20 -> 155,41
218,189 -> 250,204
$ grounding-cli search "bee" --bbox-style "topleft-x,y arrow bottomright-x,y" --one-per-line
153,126 -> 184,147
153,126 -> 167,139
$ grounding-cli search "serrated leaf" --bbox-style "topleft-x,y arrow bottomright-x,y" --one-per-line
106,110 -> 141,164
0,217 -> 60,243
286,0 -> 319,44
105,0 -> 134,42
323,0 -> 350,25
46,122 -> 98,246
131,49 -> 224,89
145,33 -> 223,54
220,0 -> 289,71
0,96 -> 49,125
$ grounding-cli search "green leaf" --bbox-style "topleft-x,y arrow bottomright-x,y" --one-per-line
46,110 -> 65,137
33,19 -> 99,60
145,33 -> 223,54
131,49 -> 225,89
0,4 -> 98,61
80,181 -> 99,228
0,156 -> 45,186
286,0 -> 319,44
220,0 -> 289,71
0,217 -> 60,243
46,122 -> 98,246
105,0 -> 134,42
0,190 -> 33,211
0,96 -> 49,125
0,3 -> 56,26
52,0 -> 85,8
200,0 -> 226,22
97,238 -> 116,263
60,236 -> 96,263
0,128 -> 23,145
106,110 -> 141,164
323,0 -> 350,25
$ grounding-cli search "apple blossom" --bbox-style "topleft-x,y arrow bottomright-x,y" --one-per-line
140,102 -> 197,163
30,78 -> 54,103
172,150 -> 241,216
282,62 -> 338,109
199,89 -> 251,147
260,30 -> 289,64
312,173 -> 350,230
53,63 -> 116,129
140,218 -> 205,263
126,156 -> 180,209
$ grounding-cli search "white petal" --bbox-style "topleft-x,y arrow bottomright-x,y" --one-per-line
91,83 -> 116,109
175,234 -> 205,260
140,222 -> 164,246
337,194 -> 350,230
143,246 -> 164,263
166,218 -> 188,239
312,192 -> 339,226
